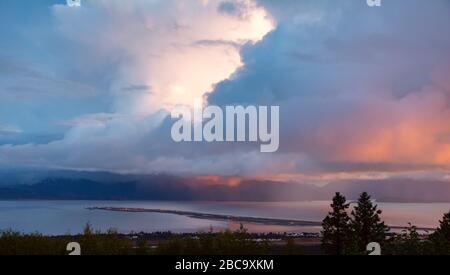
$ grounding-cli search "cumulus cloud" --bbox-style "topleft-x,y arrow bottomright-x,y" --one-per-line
0,0 -> 275,174
208,0 -> 450,177
51,0 -> 273,113
1,0 -> 450,183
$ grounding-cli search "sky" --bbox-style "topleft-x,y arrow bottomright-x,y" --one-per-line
0,0 -> 450,185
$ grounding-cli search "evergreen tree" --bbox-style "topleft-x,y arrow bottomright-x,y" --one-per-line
350,192 -> 389,253
429,211 -> 450,255
385,223 -> 430,255
321,192 -> 351,255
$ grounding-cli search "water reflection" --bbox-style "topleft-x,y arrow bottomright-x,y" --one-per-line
0,200 -> 449,235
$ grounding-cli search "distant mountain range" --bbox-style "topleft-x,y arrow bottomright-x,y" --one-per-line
0,169 -> 450,202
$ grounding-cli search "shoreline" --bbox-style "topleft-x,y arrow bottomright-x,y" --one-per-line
87,206 -> 435,232
87,206 -> 322,227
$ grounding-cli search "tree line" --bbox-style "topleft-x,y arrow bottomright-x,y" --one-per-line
321,192 -> 450,255
1,193 -> 450,255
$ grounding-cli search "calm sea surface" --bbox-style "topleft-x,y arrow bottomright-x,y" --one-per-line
0,200 -> 449,235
